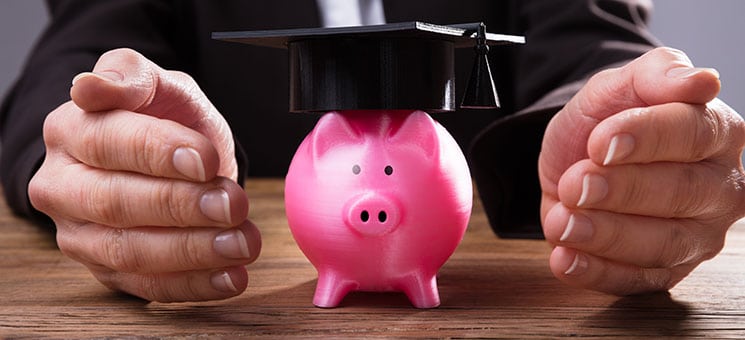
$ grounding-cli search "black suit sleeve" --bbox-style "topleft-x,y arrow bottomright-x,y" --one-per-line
0,0 -> 203,226
469,0 -> 660,238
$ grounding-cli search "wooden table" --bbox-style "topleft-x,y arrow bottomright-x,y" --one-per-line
1,179 -> 744,338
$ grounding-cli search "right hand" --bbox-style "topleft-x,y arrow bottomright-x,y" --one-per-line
28,48 -> 262,302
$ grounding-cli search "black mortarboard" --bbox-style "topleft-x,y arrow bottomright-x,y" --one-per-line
212,21 -> 524,113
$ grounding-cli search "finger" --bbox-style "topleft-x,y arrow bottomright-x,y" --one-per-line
70,48 -> 212,121
91,265 -> 248,302
573,47 -> 720,120
42,103 -> 220,181
57,220 -> 261,273
557,159 -> 741,219
542,203 -> 725,268
540,47 -> 721,194
549,246 -> 691,296
37,162 -> 248,227
589,99 -> 745,166
69,48 -> 237,180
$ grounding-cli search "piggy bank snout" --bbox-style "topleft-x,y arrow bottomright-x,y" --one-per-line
344,193 -> 401,236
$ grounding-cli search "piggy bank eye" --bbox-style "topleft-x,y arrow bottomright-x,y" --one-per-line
352,164 -> 361,175
384,165 -> 393,176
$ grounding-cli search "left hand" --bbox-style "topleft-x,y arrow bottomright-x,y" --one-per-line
539,47 -> 745,295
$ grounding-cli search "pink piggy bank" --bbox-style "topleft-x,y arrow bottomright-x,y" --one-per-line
284,110 -> 472,308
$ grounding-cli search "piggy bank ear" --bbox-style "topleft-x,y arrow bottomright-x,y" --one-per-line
388,111 -> 439,160
311,112 -> 362,159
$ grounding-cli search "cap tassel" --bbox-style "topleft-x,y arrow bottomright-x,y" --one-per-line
460,23 -> 500,109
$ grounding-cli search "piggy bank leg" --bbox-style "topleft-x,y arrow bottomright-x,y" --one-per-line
400,273 -> 440,308
313,270 -> 357,308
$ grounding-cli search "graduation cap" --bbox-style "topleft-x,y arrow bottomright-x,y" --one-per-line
212,21 -> 524,113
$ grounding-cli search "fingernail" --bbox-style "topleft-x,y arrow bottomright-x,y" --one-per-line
666,67 -> 720,79
71,70 -> 124,86
200,189 -> 231,224
577,173 -> 608,207
210,271 -> 238,292
603,134 -> 635,165
564,252 -> 589,276
173,147 -> 206,181
214,228 -> 251,259
71,73 -> 87,86
560,214 -> 594,243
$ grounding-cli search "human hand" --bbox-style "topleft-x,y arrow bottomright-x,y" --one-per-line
28,48 -> 261,302
539,47 -> 745,295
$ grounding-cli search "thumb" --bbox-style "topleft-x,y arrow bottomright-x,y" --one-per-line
69,48 -> 238,180
539,47 -> 720,194
615,47 -> 720,107
70,48 -> 217,123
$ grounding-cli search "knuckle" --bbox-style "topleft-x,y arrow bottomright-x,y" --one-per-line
637,268 -> 674,293
652,46 -> 689,62
167,70 -> 197,84
727,111 -> 745,149
99,48 -> 158,112
589,67 -> 617,82
618,268 -> 647,295
172,232 -> 206,269
585,69 -> 612,92
85,176 -> 125,225
130,124 -> 152,172
138,275 -> 173,302
41,104 -> 68,143
27,170 -> 55,214
80,117 -> 109,166
727,169 -> 745,219
617,170 -> 648,211
81,112 -> 173,176
701,232 -> 727,261
55,227 -> 81,260
691,105 -> 724,161
101,228 -> 142,273
723,119 -> 745,160
641,47 -> 692,69
157,181 -> 193,226
594,219 -> 626,258
165,70 -> 200,98
690,217 -> 729,260
611,267 -> 671,296
582,68 -> 627,114
162,69 -> 211,112
705,99 -> 745,160
669,166 -> 707,217
129,122 -> 168,176
90,270 -> 122,293
582,259 -> 613,293
43,101 -> 84,150
179,278 -> 206,302
655,225 -> 695,267
144,275 -> 201,303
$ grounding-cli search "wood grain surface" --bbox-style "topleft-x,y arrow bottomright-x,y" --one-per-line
1,179 -> 744,338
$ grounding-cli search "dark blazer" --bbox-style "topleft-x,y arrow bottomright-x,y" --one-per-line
0,0 -> 658,238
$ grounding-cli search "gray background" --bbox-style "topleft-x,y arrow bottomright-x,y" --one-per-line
1,0 -> 743,125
